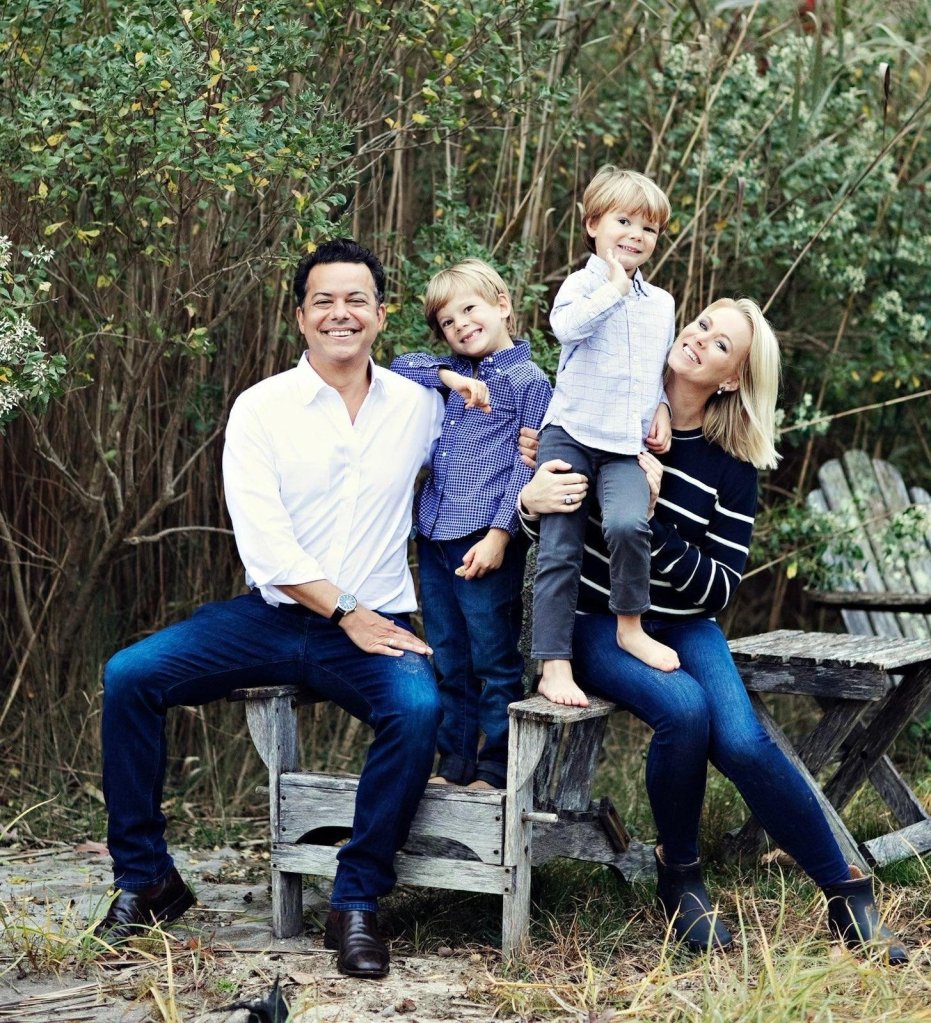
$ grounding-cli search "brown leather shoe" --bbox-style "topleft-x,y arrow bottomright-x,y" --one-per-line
93,866 -> 196,945
323,909 -> 389,977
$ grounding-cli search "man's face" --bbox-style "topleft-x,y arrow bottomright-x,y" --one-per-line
296,261 -> 386,376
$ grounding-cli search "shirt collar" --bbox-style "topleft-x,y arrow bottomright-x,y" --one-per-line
296,352 -> 384,404
474,339 -> 532,370
585,254 -> 648,297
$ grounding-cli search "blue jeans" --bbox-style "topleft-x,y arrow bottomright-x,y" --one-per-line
417,533 -> 527,787
101,590 -> 440,912
573,613 -> 851,887
533,425 -> 651,660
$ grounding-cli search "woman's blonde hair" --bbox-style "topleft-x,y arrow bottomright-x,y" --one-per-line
700,298 -> 781,470
582,166 -> 671,253
423,258 -> 515,340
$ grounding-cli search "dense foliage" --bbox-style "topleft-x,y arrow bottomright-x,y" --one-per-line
1,0 -> 928,798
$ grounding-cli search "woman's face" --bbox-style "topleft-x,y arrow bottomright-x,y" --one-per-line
667,304 -> 752,393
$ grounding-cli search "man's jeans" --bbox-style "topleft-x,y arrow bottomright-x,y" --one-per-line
417,533 -> 527,787
101,590 -> 440,912
573,613 -> 851,887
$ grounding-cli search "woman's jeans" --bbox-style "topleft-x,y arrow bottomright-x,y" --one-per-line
417,533 -> 527,787
573,613 -> 851,887
101,590 -> 440,912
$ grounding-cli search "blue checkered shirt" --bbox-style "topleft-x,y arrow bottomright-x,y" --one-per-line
541,255 -> 675,453
390,341 -> 552,539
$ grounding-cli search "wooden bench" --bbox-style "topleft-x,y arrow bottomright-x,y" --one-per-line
228,686 -> 651,956
727,630 -> 931,870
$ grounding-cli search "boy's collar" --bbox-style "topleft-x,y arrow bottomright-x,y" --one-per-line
586,254 -> 647,296
462,339 -> 531,369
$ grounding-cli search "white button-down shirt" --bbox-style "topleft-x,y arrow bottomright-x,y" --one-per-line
223,354 -> 444,612
541,255 -> 675,453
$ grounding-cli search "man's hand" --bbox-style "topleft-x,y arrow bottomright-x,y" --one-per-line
456,528 -> 509,580
518,426 -> 540,468
340,605 -> 433,657
646,402 -> 671,454
638,451 -> 663,519
438,369 -> 491,412
605,248 -> 632,297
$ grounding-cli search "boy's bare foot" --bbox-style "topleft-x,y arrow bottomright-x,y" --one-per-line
467,779 -> 494,790
428,776 -> 450,785
537,659 -> 589,707
616,618 -> 680,672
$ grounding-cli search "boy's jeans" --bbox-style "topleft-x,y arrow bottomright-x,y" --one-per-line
532,425 -> 651,660
417,532 -> 527,788
101,590 -> 440,912
573,613 -> 851,886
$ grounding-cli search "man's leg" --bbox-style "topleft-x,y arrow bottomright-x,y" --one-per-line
300,613 -> 439,977
97,592 -> 309,941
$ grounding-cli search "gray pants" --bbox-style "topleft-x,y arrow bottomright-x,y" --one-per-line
531,425 -> 651,660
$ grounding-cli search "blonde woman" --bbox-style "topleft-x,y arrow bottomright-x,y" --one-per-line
519,298 -> 907,964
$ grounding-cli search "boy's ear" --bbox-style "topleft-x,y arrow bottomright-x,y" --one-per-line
497,292 -> 512,319
584,215 -> 600,239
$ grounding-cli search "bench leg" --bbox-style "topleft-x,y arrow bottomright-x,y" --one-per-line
502,714 -> 549,958
245,693 -> 304,937
272,869 -> 304,938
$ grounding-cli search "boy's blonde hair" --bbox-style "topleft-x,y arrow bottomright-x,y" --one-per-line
424,258 -> 516,340
699,298 -> 782,471
582,166 -> 671,253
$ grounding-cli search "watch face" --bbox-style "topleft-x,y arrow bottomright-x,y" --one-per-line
337,593 -> 357,614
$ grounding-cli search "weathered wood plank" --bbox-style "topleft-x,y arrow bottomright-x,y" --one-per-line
807,591 -> 931,612
862,820 -> 931,869
508,693 -> 615,725
278,772 -> 506,864
230,684 -> 321,704
824,663 -> 931,811
272,844 -> 511,895
817,455 -> 903,638
736,662 -> 890,700
729,631 -> 930,671
867,756 -> 931,829
534,715 -> 609,813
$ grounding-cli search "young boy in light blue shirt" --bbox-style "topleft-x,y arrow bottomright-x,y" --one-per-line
391,259 -> 551,787
534,167 -> 678,708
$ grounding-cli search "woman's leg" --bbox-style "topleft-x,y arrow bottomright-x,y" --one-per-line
572,613 -> 710,863
663,618 -> 851,887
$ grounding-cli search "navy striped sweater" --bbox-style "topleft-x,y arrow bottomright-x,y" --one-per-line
523,427 -> 759,621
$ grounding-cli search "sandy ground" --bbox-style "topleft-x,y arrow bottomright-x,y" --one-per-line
0,841 -> 506,1023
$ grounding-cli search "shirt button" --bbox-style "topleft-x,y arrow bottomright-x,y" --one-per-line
450,420 -> 455,426
441,451 -> 447,457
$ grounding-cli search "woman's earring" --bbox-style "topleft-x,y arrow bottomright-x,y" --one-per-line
716,386 -> 725,395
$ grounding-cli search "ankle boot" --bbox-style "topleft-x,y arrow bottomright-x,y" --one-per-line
654,846 -> 733,952
821,866 -> 908,965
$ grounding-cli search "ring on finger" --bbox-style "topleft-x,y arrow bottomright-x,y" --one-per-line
387,638 -> 394,648
564,494 -> 574,505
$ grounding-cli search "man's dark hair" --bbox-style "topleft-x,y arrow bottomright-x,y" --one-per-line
293,238 -> 386,309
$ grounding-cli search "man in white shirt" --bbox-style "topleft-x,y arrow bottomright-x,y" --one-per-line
93,239 -> 444,978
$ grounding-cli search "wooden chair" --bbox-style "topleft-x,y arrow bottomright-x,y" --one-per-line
806,449 -> 931,633
228,686 -> 652,956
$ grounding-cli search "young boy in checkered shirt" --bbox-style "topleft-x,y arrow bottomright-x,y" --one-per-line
533,167 -> 678,709
390,259 -> 551,788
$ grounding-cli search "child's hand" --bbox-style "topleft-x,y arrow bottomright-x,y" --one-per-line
438,369 -> 491,412
646,403 -> 671,454
456,528 -> 510,579
605,248 -> 632,297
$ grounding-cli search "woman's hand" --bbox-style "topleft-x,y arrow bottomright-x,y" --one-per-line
518,426 -> 539,468
638,451 -> 663,518
519,460 -> 589,517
